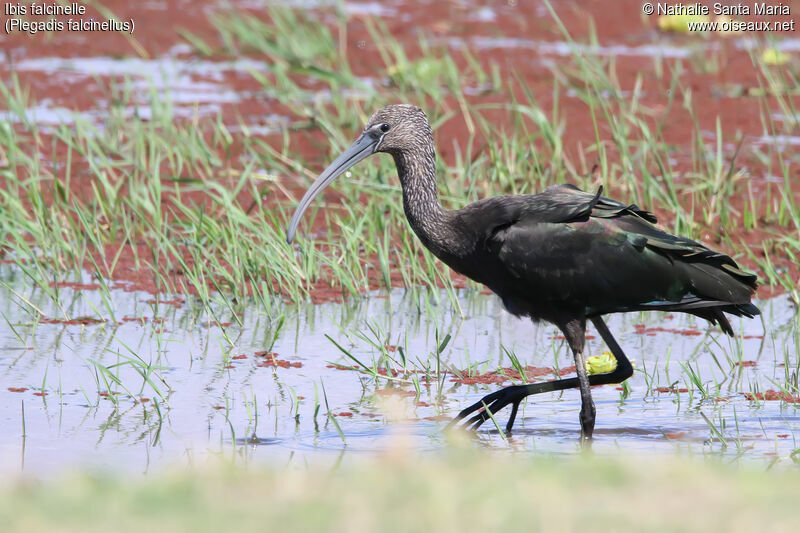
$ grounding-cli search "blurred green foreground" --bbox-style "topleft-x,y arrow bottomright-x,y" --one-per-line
2,450 -> 799,532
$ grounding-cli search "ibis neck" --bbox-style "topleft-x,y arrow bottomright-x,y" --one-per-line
392,147 -> 450,252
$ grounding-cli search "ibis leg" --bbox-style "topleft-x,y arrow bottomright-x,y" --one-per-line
448,316 -> 633,435
573,347 -> 595,439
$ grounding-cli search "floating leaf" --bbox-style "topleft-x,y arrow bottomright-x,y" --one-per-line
586,350 -> 617,375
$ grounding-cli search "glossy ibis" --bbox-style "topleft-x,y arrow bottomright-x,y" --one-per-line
286,104 -> 760,439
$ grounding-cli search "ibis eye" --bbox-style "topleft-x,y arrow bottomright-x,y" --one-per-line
379,123 -> 390,133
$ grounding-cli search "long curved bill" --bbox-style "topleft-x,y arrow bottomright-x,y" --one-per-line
286,134 -> 378,244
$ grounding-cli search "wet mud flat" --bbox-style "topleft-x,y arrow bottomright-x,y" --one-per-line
1,0 -> 799,297
0,266 -> 798,475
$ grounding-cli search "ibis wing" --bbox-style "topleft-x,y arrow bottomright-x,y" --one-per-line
468,183 -> 657,239
526,183 -> 658,224
487,187 -> 757,320
492,217 -> 682,312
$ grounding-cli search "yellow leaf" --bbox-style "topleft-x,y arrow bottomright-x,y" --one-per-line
657,14 -> 709,33
761,48 -> 790,66
586,350 -> 617,375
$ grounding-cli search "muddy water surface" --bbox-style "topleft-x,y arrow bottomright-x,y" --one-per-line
1,265 -> 797,475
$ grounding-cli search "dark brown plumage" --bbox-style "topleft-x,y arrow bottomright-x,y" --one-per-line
287,104 -> 760,438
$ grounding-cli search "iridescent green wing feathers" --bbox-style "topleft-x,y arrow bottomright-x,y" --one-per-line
479,184 -> 758,333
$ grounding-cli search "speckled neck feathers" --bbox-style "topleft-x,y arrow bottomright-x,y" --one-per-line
390,140 -> 450,253
363,104 -> 457,257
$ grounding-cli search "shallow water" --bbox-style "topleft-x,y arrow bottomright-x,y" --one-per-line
8,53 -> 265,129
443,36 -> 698,58
0,264 -> 798,475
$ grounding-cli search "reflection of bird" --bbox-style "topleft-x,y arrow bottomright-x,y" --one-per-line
287,104 -> 760,439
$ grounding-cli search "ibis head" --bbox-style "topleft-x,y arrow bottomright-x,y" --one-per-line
286,104 -> 431,244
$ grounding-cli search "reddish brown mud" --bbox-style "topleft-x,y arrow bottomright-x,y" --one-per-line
634,324 -> 704,336
744,390 -> 800,402
40,316 -> 106,325
450,364 -> 578,385
254,351 -> 302,368
2,1 -> 799,299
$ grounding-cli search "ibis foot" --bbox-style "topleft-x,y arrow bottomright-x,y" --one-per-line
447,317 -> 634,437
448,384 -> 532,433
